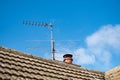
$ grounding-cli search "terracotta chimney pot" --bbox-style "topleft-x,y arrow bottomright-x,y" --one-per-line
63,54 -> 73,64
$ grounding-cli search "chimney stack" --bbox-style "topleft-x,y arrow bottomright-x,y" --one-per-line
63,54 -> 73,64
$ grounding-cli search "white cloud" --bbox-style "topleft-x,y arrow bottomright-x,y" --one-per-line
86,24 -> 120,64
86,24 -> 120,51
73,48 -> 95,65
82,24 -> 120,70
55,24 -> 120,71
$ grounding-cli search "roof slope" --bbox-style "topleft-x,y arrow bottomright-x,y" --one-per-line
105,66 -> 120,80
0,46 -> 105,80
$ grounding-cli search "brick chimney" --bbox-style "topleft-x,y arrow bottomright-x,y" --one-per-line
63,54 -> 73,64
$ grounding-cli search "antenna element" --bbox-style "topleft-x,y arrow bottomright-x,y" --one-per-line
23,21 -> 55,60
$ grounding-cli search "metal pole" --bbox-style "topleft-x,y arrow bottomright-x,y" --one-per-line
50,26 -> 55,60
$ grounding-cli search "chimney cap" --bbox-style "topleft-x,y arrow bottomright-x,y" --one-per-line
63,54 -> 72,58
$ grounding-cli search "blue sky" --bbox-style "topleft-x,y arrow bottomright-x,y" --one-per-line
0,0 -> 120,71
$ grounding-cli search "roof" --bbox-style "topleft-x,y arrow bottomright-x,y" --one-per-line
0,46 -> 105,80
105,66 -> 120,80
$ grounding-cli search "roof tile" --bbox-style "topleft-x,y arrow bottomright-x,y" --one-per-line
0,46 -> 105,80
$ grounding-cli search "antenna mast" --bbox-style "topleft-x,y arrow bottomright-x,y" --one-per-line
23,21 -> 55,60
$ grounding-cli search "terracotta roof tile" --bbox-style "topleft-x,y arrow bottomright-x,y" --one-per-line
0,46 -> 105,80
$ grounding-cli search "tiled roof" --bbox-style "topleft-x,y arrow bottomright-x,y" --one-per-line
0,46 -> 105,80
105,66 -> 120,80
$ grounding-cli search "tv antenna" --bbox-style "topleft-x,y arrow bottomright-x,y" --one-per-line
23,21 -> 55,60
